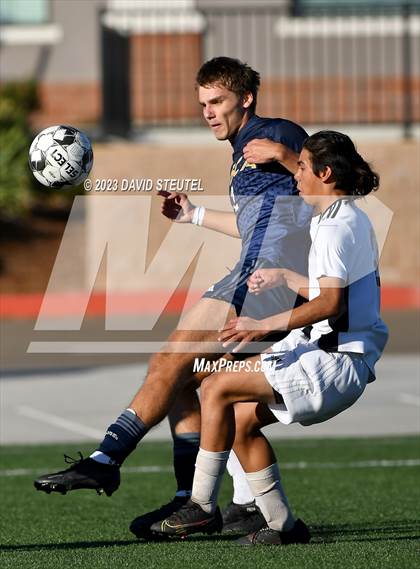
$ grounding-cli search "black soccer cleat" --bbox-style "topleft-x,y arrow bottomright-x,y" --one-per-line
222,501 -> 266,535
237,518 -> 311,546
150,498 -> 223,538
33,453 -> 120,496
130,495 -> 190,539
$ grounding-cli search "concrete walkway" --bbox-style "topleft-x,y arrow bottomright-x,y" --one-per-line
1,354 -> 418,445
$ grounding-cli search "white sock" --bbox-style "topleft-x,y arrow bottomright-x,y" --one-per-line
226,450 -> 255,505
191,448 -> 230,514
246,463 -> 295,532
89,450 -> 115,465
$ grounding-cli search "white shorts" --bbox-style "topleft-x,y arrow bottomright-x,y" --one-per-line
261,330 -> 370,426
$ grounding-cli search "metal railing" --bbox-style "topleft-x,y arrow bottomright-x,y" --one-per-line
100,2 -> 420,137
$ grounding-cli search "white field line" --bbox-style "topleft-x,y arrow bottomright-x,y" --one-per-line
1,459 -> 419,478
399,393 -> 420,407
17,406 -> 104,439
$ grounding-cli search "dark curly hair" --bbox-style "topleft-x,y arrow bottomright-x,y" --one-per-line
303,130 -> 380,196
196,57 -> 260,113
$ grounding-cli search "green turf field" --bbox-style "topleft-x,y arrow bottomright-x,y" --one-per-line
1,436 -> 419,569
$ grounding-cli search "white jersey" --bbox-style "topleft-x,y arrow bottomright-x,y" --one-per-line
306,198 -> 388,376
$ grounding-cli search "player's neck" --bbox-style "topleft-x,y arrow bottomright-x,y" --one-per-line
314,193 -> 346,215
228,111 -> 254,144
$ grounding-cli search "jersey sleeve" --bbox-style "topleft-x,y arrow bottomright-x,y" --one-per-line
270,120 -> 308,153
312,222 -> 354,283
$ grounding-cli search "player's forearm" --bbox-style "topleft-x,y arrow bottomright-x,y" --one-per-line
274,146 -> 299,175
264,294 -> 340,332
282,269 -> 310,299
201,209 -> 240,238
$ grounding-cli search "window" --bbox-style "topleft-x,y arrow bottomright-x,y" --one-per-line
293,0 -> 416,16
0,0 -> 48,25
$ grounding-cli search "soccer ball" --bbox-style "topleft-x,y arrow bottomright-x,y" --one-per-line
29,125 -> 93,189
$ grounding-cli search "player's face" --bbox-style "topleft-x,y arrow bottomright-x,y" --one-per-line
198,84 -> 251,141
294,149 -> 324,206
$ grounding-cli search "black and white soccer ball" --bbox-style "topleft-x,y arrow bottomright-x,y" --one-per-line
29,125 -> 93,188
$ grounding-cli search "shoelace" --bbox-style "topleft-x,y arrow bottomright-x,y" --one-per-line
63,451 -> 84,466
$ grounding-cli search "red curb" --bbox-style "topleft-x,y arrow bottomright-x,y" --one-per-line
0,287 -> 418,319
0,291 -> 202,319
381,286 -> 420,310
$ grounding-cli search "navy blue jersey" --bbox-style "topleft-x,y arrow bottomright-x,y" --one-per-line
229,114 -> 310,267
204,114 -> 312,320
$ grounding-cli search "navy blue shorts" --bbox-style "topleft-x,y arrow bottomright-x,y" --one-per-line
202,259 -> 307,357
202,259 -> 301,320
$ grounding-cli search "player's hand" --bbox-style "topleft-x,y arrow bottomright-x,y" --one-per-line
247,269 -> 286,295
243,138 -> 287,165
158,190 -> 195,223
218,316 -> 270,353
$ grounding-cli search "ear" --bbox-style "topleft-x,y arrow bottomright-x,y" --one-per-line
242,92 -> 254,109
319,165 -> 334,184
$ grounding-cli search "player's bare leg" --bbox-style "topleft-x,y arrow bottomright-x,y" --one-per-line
33,298 -> 235,497
231,402 -> 277,471
128,298 -> 235,425
168,387 -> 201,438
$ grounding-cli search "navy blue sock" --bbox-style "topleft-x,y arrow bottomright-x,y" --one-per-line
97,410 -> 148,466
173,432 -> 200,495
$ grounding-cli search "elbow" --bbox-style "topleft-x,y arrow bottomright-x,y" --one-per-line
325,298 -> 345,319
326,306 -> 341,319
320,296 -> 343,319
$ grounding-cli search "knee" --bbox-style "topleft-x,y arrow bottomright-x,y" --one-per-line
200,373 -> 230,408
200,375 -> 216,405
